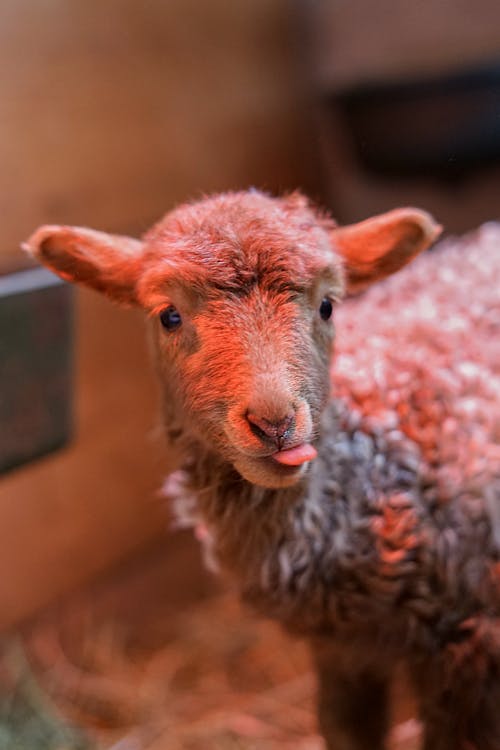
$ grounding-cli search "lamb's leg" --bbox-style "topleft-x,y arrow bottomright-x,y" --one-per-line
312,643 -> 390,750
413,618 -> 500,750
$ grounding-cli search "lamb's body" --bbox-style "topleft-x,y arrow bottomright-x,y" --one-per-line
170,224 -> 500,634
27,193 -> 500,749
168,224 -> 500,749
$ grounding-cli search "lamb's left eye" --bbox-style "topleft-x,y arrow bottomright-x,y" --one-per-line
160,306 -> 182,331
319,298 -> 333,321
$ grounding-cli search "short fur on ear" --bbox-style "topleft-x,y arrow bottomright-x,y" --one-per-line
332,208 -> 442,294
22,225 -> 144,304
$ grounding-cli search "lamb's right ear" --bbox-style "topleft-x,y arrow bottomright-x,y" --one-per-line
22,225 -> 145,305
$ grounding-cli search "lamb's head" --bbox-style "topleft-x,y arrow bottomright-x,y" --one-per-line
25,191 -> 440,488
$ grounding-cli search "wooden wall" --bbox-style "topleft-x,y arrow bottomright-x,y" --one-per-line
0,0 -> 316,627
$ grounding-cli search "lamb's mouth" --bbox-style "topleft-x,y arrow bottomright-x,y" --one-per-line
232,442 -> 317,488
271,443 -> 318,466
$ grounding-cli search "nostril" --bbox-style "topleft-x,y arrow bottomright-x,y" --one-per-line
246,412 -> 295,446
247,419 -> 270,443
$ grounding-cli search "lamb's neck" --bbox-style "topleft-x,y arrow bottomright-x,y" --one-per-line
170,413 -> 345,577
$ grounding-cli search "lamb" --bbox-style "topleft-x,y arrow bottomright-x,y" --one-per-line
25,190 -> 500,750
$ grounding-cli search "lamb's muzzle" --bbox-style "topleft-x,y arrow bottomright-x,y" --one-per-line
24,191 -> 500,750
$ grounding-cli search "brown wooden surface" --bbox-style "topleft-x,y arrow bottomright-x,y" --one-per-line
307,0 -> 500,91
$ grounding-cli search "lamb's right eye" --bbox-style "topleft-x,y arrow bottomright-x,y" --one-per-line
159,306 -> 182,331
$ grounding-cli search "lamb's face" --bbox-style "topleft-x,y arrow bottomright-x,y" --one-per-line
24,190 -> 440,489
138,193 -> 344,488
150,287 -> 336,487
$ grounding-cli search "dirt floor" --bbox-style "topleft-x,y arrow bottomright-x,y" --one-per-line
0,533 -> 421,750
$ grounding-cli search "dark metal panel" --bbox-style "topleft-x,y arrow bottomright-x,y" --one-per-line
0,268 -> 73,474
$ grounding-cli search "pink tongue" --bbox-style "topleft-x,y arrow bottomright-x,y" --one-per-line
272,443 -> 318,466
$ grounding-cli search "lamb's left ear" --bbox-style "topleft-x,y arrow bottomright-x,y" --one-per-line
22,225 -> 145,305
331,208 -> 442,294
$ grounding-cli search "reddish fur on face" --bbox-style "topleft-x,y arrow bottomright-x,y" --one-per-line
136,191 -> 343,310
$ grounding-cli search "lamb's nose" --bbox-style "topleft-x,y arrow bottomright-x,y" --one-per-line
246,411 -> 295,448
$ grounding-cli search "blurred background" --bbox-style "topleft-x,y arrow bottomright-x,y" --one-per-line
0,1 -> 499,747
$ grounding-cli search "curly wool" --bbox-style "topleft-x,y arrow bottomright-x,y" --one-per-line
167,224 -> 500,653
